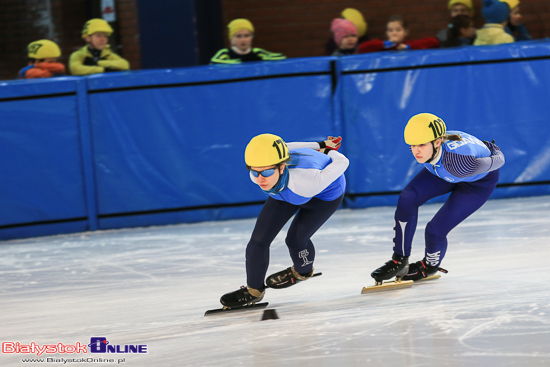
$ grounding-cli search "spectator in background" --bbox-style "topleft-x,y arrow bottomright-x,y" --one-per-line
358,15 -> 439,54
325,8 -> 369,55
441,15 -> 476,47
211,19 -> 285,64
331,19 -> 359,56
19,39 -> 65,79
437,0 -> 475,44
474,0 -> 515,45
503,0 -> 532,41
69,19 -> 130,76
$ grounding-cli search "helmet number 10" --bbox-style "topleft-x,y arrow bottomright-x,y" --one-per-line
428,119 -> 445,140
272,139 -> 287,159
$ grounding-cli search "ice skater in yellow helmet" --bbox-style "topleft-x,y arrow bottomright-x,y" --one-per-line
369,113 -> 505,287
19,39 -> 66,79
210,19 -> 286,64
220,134 -> 349,308
69,18 -> 129,75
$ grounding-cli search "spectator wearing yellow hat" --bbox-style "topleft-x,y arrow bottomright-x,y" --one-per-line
69,18 -> 130,75
503,0 -> 531,41
211,19 -> 285,64
436,0 -> 475,44
19,39 -> 66,79
474,0 -> 515,45
325,8 -> 369,55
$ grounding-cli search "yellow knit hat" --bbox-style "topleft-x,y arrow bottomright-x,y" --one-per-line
228,19 -> 254,39
500,0 -> 520,11
448,0 -> 475,15
341,8 -> 367,37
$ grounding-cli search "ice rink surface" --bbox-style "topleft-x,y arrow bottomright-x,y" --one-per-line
1,195 -> 549,367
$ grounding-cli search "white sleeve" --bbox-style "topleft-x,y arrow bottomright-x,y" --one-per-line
286,142 -> 321,150
287,150 -> 349,197
321,150 -> 349,183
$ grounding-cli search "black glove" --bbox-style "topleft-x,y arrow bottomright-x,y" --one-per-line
482,139 -> 500,153
83,57 -> 97,66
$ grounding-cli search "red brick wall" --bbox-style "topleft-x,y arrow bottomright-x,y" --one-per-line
220,0 -> 550,58
0,0 -> 140,81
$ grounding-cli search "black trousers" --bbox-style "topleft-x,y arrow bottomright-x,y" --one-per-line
246,194 -> 344,290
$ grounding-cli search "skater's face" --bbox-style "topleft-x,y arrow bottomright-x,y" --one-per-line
509,6 -> 522,26
231,30 -> 253,52
250,164 -> 284,190
86,32 -> 109,50
410,139 -> 442,163
386,21 -> 408,44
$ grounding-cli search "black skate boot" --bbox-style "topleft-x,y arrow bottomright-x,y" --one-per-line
402,259 -> 448,281
371,253 -> 409,284
220,286 -> 265,308
266,267 -> 314,289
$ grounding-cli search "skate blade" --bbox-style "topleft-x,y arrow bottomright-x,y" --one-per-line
361,280 -> 413,294
416,275 -> 441,282
204,302 -> 268,316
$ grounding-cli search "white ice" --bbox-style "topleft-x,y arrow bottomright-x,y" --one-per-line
1,195 -> 549,367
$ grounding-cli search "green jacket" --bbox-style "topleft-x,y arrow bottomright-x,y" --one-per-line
211,47 -> 285,65
69,46 -> 130,75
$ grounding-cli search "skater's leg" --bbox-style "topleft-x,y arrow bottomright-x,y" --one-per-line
393,169 -> 455,257
285,195 -> 344,275
424,170 -> 499,266
246,197 -> 299,290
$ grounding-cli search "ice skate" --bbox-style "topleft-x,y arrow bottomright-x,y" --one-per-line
362,254 -> 413,294
266,266 -> 317,289
402,259 -> 448,282
220,286 -> 265,308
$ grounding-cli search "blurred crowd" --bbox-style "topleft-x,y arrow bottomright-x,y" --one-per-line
18,0 -> 532,79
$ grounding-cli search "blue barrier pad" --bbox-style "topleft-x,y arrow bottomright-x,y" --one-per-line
340,39 -> 550,72
0,85 -> 88,228
86,57 -> 337,91
88,59 -> 338,217
0,77 -> 79,100
340,40 -> 550,206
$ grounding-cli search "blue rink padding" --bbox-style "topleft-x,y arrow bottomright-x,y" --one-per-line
0,77 -> 89,239
339,40 -> 550,208
1,40 -> 550,240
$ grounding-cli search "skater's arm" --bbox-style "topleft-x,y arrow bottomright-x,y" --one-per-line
286,142 -> 321,150
287,136 -> 341,151
442,145 -> 505,177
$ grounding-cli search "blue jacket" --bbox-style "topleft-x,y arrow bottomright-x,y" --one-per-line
249,142 -> 349,205
423,130 -> 505,183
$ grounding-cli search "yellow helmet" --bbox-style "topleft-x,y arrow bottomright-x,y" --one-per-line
404,113 -> 447,145
500,0 -> 519,11
82,18 -> 113,39
245,134 -> 289,167
341,8 -> 368,37
228,18 -> 254,39
27,40 -> 61,59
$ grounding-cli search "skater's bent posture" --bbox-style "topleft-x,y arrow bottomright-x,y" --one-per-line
372,113 -> 505,283
220,133 -> 349,307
